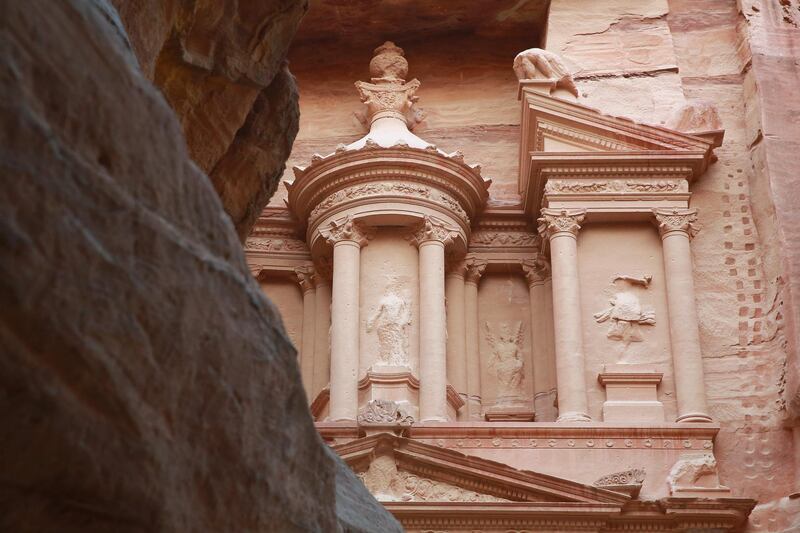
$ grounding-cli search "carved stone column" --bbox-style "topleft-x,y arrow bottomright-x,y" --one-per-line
445,260 -> 467,405
522,256 -> 550,419
653,208 -> 712,423
295,266 -> 316,398
323,217 -> 371,421
312,263 -> 332,397
537,208 -> 591,422
464,257 -> 487,420
413,217 -> 456,422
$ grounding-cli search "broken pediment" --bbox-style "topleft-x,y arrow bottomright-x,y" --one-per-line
517,88 -> 724,218
335,433 -> 630,505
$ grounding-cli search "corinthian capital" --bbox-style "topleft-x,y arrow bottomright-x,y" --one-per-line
522,256 -> 550,286
464,257 -> 488,284
322,216 -> 373,246
653,208 -> 699,239
537,208 -> 586,239
294,265 -> 315,294
411,216 -> 457,247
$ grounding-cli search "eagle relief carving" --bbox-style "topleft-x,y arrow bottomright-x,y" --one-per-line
593,275 -> 655,345
484,321 -> 525,404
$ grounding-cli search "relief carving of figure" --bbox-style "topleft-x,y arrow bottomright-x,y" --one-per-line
593,275 -> 655,345
484,321 -> 525,403
367,291 -> 412,366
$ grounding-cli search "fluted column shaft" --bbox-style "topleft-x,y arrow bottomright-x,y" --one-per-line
538,209 -> 591,422
445,263 -> 467,401
414,217 -> 455,422
464,258 -> 487,420
295,266 -> 316,399
654,208 -> 712,423
325,218 -> 370,421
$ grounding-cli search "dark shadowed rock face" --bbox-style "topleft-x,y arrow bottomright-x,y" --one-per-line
0,1 -> 399,531
111,0 -> 307,240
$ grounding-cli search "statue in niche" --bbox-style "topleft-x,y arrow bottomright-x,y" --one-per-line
484,321 -> 525,403
593,275 -> 655,345
367,290 -> 412,367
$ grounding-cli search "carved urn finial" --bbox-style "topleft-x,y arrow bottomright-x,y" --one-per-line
355,41 -> 423,129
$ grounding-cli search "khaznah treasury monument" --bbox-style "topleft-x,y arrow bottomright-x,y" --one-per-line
3,1 -> 800,532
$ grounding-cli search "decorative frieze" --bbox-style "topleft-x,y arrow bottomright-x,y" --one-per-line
545,178 -> 689,194
417,436 -> 715,451
245,238 -> 307,252
470,231 -> 538,247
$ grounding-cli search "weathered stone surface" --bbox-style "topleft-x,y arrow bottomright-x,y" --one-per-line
0,1 -> 398,531
112,0 -> 307,239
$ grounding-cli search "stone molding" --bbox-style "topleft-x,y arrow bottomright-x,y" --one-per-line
537,208 -> 586,239
653,208 -> 700,239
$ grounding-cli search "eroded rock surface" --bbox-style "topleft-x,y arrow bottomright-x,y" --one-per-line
111,0 -> 307,239
0,1 -> 398,531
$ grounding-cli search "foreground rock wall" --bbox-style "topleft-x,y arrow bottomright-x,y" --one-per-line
111,0 -> 307,240
548,0 -> 798,529
0,1 -> 399,531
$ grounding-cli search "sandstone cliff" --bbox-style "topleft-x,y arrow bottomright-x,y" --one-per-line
0,1 -> 399,531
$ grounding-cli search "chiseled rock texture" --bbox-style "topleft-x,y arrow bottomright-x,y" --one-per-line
111,0 -> 307,240
0,1 -> 399,531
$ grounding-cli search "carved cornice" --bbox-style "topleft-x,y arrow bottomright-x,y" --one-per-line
321,216 -> 373,246
653,208 -> 700,239
464,257 -> 488,284
410,216 -> 457,247
522,256 -> 551,286
537,208 -> 586,239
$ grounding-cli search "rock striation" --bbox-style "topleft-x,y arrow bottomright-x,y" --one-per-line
0,1 -> 399,531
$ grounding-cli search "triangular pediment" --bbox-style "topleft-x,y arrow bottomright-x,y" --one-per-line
334,433 -> 630,505
517,89 -> 723,215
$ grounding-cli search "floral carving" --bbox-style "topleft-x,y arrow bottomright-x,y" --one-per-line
471,232 -> 538,247
357,399 -> 414,426
653,208 -> 700,238
594,469 -> 646,487
245,238 -> 307,252
411,216 -> 457,246
537,208 -> 586,238
322,216 -> 372,246
545,179 -> 688,194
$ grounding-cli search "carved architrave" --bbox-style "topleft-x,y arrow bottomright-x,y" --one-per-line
321,216 -> 373,246
653,208 -> 700,239
410,216 -> 458,247
357,399 -> 415,426
537,208 -> 586,239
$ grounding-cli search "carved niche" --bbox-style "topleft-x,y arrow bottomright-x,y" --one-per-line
593,275 -> 656,345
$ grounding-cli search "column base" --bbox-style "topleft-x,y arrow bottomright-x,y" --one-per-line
676,412 -> 713,423
557,411 -> 592,423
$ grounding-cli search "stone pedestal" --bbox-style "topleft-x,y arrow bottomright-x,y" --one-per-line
598,364 -> 665,423
484,401 -> 535,422
358,366 -> 419,421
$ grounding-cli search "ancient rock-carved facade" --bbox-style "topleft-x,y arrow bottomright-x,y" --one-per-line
247,43 -> 756,531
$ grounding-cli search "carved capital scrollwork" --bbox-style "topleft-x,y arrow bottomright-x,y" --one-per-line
410,216 -> 457,247
446,258 -> 467,278
521,256 -> 550,286
321,216 -> 373,247
294,265 -> 315,294
464,257 -> 488,284
537,208 -> 586,239
653,208 -> 699,239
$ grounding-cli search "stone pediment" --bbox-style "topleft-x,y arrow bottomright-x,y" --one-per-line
517,88 -> 723,217
334,433 -> 630,505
